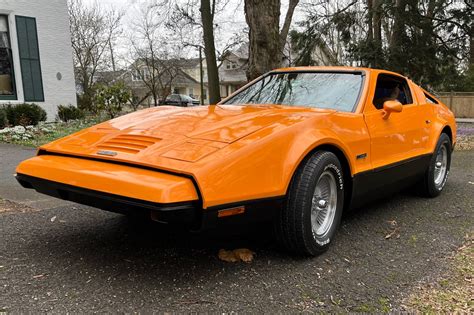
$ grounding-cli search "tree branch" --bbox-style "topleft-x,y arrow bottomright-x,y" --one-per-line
280,0 -> 300,48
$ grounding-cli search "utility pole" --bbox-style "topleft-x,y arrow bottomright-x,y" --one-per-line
199,46 -> 205,105
109,39 -> 116,72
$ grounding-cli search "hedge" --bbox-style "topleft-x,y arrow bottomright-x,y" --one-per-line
5,103 -> 47,126
57,104 -> 85,122
0,108 -> 7,129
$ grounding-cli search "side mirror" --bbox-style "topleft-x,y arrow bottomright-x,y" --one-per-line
382,100 -> 403,119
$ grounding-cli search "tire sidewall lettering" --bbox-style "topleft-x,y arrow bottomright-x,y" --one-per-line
434,141 -> 450,191
436,169 -> 449,191
312,161 -> 343,245
323,163 -> 343,190
315,237 -> 330,246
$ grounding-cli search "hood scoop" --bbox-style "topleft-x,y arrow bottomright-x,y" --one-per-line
97,134 -> 161,154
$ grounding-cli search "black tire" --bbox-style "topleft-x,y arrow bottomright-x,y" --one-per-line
275,151 -> 345,256
420,133 -> 451,197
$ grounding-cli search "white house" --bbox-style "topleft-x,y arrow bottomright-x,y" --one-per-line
0,0 -> 76,120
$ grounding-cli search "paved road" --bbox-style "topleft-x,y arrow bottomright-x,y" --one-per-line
1,145 -> 473,312
0,143 -> 72,209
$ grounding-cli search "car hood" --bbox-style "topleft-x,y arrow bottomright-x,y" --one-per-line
40,105 -> 334,168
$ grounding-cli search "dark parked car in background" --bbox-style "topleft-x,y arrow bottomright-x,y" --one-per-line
162,94 -> 200,107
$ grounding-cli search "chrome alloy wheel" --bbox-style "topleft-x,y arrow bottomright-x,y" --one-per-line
434,144 -> 448,186
311,170 -> 338,238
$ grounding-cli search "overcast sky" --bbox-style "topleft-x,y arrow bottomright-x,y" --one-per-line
82,0 -> 305,68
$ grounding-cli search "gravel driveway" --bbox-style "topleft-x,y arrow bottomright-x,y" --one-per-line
1,148 -> 473,312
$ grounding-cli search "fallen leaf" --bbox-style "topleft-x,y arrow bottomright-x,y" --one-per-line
233,248 -> 254,263
218,248 -> 255,263
385,227 -> 400,239
218,249 -> 238,262
330,295 -> 341,305
387,220 -> 397,227
385,220 -> 400,239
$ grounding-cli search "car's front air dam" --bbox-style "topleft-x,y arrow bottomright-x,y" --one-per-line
15,155 -> 200,222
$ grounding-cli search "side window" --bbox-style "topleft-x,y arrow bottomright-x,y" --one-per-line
424,92 -> 438,104
373,74 -> 413,109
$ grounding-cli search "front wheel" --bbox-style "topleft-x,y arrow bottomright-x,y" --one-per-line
275,151 -> 344,256
419,133 -> 452,197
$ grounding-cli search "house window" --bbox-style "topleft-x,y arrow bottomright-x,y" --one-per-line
142,68 -> 150,80
0,15 -> 16,100
132,68 -> 150,81
226,61 -> 237,70
188,88 -> 194,97
132,69 -> 140,81
16,16 -> 44,102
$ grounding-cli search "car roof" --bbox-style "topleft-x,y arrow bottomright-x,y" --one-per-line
272,66 -> 407,78
273,66 -> 370,72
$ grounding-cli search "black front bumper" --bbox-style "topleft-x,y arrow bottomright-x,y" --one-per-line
16,174 -> 283,230
16,173 -> 200,225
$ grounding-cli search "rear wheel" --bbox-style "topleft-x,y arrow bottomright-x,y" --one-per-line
275,151 -> 344,256
419,133 -> 451,197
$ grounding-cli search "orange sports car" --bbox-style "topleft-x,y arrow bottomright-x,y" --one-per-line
16,67 -> 456,256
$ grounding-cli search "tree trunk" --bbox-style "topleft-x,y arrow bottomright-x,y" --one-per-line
367,0 -> 374,43
471,30 -> 474,67
390,0 -> 406,49
244,0 -> 299,81
279,0 -> 299,49
244,0 -> 282,81
388,0 -> 408,72
373,0 -> 382,67
367,0 -> 374,67
469,0 -> 474,67
152,91 -> 158,107
200,0 -> 221,104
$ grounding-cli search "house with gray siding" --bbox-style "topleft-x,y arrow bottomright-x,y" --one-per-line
0,0 -> 76,120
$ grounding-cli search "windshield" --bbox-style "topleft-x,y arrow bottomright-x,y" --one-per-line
223,72 -> 363,112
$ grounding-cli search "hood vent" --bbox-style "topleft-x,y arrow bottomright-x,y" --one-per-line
97,134 -> 161,154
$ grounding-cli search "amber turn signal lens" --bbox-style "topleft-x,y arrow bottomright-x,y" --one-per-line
218,206 -> 245,218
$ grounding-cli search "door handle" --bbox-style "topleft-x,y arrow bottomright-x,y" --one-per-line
425,120 -> 431,124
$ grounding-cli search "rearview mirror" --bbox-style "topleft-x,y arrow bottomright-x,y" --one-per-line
382,100 -> 403,119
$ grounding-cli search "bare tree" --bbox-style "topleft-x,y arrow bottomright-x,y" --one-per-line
291,0 -> 365,67
162,0 -> 242,104
68,0 -> 123,110
200,0 -> 221,104
129,4 -> 182,106
244,0 -> 299,80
